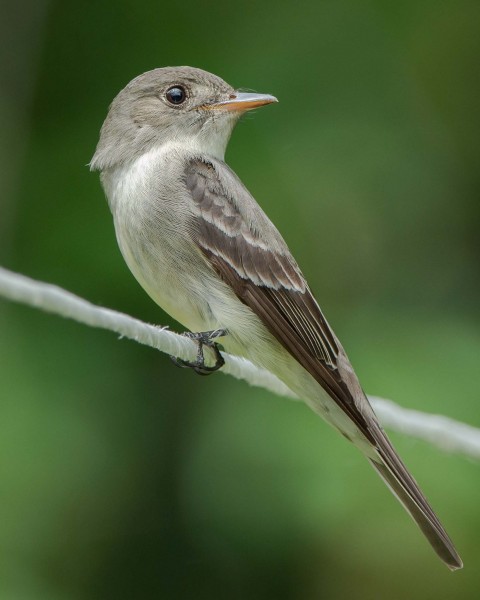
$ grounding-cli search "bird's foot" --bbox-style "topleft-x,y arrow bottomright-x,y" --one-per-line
170,329 -> 227,376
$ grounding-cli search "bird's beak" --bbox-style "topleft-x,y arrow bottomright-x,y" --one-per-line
203,92 -> 278,112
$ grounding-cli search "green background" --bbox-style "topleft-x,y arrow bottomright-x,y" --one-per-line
1,0 -> 479,598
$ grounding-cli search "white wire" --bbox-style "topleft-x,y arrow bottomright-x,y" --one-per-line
1,266 -> 479,459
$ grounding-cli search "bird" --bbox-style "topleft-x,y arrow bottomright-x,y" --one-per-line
91,66 -> 462,570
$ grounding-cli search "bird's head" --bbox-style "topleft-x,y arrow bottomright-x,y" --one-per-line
90,66 -> 277,171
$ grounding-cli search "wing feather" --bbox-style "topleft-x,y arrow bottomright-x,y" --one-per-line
183,156 -> 462,570
185,157 -> 373,439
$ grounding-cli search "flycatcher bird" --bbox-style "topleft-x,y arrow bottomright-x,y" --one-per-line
91,66 -> 462,570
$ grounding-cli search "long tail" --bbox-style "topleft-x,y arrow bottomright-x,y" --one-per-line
368,422 -> 462,570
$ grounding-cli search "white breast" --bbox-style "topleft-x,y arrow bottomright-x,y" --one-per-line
101,145 -> 249,334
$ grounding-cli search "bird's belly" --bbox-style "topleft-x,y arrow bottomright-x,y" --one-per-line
115,231 -> 212,331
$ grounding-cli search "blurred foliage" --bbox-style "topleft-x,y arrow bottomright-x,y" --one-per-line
1,0 -> 479,598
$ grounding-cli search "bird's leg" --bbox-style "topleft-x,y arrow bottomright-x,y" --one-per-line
170,329 -> 227,376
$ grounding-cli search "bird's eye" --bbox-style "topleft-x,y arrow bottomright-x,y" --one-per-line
165,86 -> 187,105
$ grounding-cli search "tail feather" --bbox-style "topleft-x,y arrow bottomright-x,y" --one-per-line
369,423 -> 462,570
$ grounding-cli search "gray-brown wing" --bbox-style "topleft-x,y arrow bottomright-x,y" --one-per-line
184,157 -> 374,442
183,158 -> 463,570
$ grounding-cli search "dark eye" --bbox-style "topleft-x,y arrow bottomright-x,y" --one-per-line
166,86 -> 186,105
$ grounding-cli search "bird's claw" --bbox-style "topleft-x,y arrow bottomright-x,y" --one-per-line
170,329 -> 227,376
